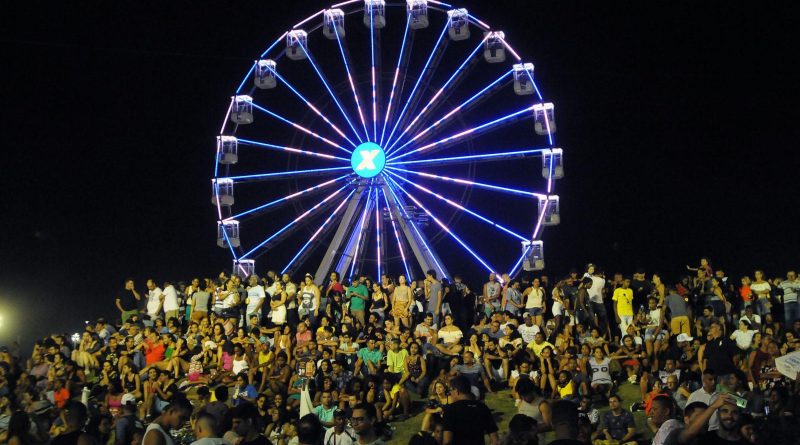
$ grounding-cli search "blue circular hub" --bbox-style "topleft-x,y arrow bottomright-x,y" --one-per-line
350,142 -> 386,178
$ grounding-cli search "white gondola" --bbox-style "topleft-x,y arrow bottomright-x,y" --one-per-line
286,30 -> 308,61
230,95 -> 253,125
541,148 -> 564,179
364,0 -> 386,29
447,9 -> 470,41
217,220 -> 240,248
217,136 -> 239,165
513,63 -> 535,96
254,59 -> 277,89
323,9 -> 345,40
407,0 -> 429,30
232,259 -> 256,278
533,102 -> 556,135
483,31 -> 506,63
211,179 -> 235,206
522,240 -> 545,271
538,195 -> 560,226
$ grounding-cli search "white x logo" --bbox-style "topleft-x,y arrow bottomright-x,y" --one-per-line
355,149 -> 380,171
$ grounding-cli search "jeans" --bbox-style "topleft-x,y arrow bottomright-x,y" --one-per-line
785,301 -> 800,324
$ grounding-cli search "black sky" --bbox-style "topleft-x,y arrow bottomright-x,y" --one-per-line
0,1 -> 796,344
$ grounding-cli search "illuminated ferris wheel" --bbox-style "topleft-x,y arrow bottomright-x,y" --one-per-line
212,0 -> 563,283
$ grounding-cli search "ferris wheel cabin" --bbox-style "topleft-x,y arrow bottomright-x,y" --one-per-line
539,195 -> 560,226
513,63 -> 535,95
254,59 -> 277,89
232,259 -> 256,278
286,30 -> 308,60
229,96 -> 253,125
542,148 -> 564,179
483,31 -> 506,63
217,220 -> 241,248
211,179 -> 235,207
533,102 -> 556,135
216,136 -> 239,165
407,0 -> 429,29
364,0 -> 386,29
447,9 -> 470,41
522,241 -> 545,271
323,9 -> 346,39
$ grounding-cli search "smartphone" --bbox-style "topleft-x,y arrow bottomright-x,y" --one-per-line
730,394 -> 748,409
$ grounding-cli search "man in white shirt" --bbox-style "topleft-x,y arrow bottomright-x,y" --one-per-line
245,275 -> 266,327
322,410 -> 356,445
146,279 -> 164,321
779,270 -> 800,325
162,281 -> 180,321
686,369 -> 719,431
517,313 -> 541,346
584,264 -> 610,337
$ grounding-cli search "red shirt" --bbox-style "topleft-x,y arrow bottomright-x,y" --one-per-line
54,387 -> 70,408
144,340 -> 165,365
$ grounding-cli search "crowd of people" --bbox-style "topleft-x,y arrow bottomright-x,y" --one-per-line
1,258 -> 800,445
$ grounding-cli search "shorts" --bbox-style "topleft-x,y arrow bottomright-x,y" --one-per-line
590,302 -> 607,318
528,308 -> 544,316
644,328 -> 666,342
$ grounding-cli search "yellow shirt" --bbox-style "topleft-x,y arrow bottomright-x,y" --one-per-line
612,288 -> 634,316
527,340 -> 555,357
387,349 -> 408,374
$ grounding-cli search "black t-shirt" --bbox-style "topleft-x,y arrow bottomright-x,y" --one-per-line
240,435 -> 272,445
703,337 -> 739,375
697,431 -> 749,445
442,399 -> 498,445
119,289 -> 138,311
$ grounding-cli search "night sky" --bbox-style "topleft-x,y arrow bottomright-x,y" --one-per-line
1,1 -> 795,344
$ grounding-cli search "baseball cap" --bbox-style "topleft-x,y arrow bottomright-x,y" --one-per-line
676,333 -> 694,342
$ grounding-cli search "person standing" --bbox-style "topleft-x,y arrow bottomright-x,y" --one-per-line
584,264 -> 609,338
779,270 -> 800,324
346,276 -> 369,327
482,273 -> 502,318
664,286 -> 691,336
245,275 -> 266,327
146,279 -> 164,321
425,270 -> 443,326
612,278 -> 634,339
117,279 -> 142,323
441,375 -> 499,445
162,281 -> 180,321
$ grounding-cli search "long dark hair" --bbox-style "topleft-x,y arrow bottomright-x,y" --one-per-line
7,411 -> 34,445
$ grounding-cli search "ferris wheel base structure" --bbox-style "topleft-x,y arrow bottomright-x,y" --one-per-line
213,0 -> 564,284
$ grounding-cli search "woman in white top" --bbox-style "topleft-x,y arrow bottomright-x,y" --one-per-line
268,281 -> 288,328
751,270 -> 772,317
298,274 -> 321,324
524,278 -> 546,328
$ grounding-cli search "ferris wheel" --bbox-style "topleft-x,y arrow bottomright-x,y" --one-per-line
212,0 -> 564,284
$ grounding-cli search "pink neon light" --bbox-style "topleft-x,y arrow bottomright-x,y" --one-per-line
332,0 -> 360,8
306,190 -> 354,241
390,168 -> 546,198
306,102 -> 350,143
372,67 -> 377,140
294,9 -> 325,29
219,100 -> 233,135
290,123 -> 346,151
500,38 -> 521,61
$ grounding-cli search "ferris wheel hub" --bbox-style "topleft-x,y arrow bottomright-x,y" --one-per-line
350,142 -> 386,178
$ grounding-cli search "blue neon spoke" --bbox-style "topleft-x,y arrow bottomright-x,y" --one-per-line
379,14 -> 411,146
383,21 -> 449,150
387,176 -> 499,277
226,175 -> 352,220
240,184 -> 351,259
233,33 -> 286,94
238,138 -> 350,162
386,170 -> 528,242
264,66 -> 357,148
333,28 -> 370,141
390,103 -> 534,162
301,45 -> 366,144
251,102 -> 351,154
387,148 -> 546,167
220,223 -> 239,261
385,37 -> 486,154
221,166 -> 351,182
281,188 -> 356,274
385,166 -> 546,198
508,246 -> 529,278
380,185 -> 412,283
349,188 -> 374,278
384,176 -> 446,279
521,69 -> 554,146
386,70 -> 512,157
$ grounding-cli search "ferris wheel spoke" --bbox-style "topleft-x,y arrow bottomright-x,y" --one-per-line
375,185 -> 382,280
280,188 -> 357,275
385,166 -> 546,199
250,102 -> 351,154
379,14 -> 412,146
384,179 -> 447,280
386,175 -> 500,277
387,69 -> 512,157
332,28 -> 370,142
387,148 -> 546,168
385,36 -> 487,155
220,166 -> 351,183
225,174 -> 353,221
390,104 -> 535,162
237,138 -> 350,162
240,184 -> 352,259
300,45 -> 366,144
383,21 -> 449,151
261,65 -> 358,148
379,186 -> 413,283
234,33 -> 288,94
386,170 -> 528,242
368,3 -> 380,142
348,188 -> 375,279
